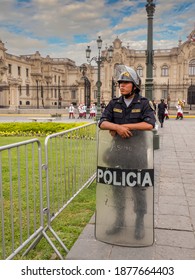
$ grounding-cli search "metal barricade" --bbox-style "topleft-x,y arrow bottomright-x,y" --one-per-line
45,122 -> 97,218
22,122 -> 97,259
0,122 -> 97,259
0,139 -> 43,260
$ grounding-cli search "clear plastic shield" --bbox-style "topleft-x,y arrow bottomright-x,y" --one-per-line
95,130 -> 154,247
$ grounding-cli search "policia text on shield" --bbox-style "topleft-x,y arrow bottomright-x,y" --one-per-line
95,65 -> 156,247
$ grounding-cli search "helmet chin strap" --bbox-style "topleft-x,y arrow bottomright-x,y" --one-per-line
124,88 -> 136,99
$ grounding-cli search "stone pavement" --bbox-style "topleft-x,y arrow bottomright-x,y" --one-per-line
66,118 -> 195,260
0,114 -> 95,123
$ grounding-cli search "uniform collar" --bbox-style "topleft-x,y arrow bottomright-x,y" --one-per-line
118,94 -> 141,104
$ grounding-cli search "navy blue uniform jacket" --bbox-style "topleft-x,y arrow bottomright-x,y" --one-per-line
99,94 -> 156,127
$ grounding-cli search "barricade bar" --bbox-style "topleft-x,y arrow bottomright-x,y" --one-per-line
0,139 -> 43,259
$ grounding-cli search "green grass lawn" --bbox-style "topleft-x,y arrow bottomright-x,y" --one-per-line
0,124 -> 97,260
17,181 -> 96,260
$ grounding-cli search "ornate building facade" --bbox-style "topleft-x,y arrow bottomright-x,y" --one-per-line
0,28 -> 195,112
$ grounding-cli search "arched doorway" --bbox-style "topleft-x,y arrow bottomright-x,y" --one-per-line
187,85 -> 195,110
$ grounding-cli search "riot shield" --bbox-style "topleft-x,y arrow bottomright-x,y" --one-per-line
95,130 -> 154,247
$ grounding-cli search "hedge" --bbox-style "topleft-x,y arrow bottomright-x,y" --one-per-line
0,122 -> 87,137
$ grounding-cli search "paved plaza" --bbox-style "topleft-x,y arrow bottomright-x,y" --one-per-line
66,118 -> 195,260
1,114 -> 195,259
0,114 -> 94,123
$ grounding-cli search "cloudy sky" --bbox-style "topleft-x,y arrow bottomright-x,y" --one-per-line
0,0 -> 194,66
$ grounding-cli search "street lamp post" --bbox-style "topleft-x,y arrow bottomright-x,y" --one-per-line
86,36 -> 113,120
145,0 -> 155,101
80,64 -> 90,108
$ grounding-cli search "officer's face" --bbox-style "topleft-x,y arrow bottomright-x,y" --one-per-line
119,81 -> 135,96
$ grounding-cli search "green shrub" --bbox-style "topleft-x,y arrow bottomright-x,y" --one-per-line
0,122 -> 87,137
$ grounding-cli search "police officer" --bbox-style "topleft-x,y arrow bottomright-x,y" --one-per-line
99,67 -> 155,135
99,65 -> 155,240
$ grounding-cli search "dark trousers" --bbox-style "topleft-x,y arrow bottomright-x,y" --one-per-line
111,185 -> 147,226
158,112 -> 165,125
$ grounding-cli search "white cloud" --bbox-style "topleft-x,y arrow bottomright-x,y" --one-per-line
0,0 -> 194,65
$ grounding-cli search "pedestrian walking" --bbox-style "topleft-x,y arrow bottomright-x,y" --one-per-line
82,104 -> 87,119
77,104 -> 84,119
164,106 -> 169,119
176,103 -> 183,120
158,99 -> 167,127
101,102 -> 106,113
152,100 -> 157,114
68,103 -> 75,119
89,103 -> 96,119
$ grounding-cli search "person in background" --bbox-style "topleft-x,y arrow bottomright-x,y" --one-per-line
101,102 -> 106,113
89,103 -> 96,119
77,104 -> 84,119
68,103 -> 75,119
164,105 -> 169,119
82,104 -> 87,119
158,99 -> 167,127
176,100 -> 184,120
152,100 -> 157,114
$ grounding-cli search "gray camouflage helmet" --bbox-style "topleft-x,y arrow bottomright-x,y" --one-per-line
116,65 -> 141,90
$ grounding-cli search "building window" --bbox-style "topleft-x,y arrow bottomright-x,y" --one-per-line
26,101 -> 30,105
18,66 -> 21,76
26,84 -> 30,96
18,85 -> 22,96
71,89 -> 76,99
137,65 -> 143,77
41,85 -> 43,98
26,68 -> 29,77
8,64 -> 12,74
189,59 -> 195,76
161,65 -> 169,76
94,90 -> 97,99
162,89 -> 168,99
